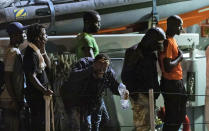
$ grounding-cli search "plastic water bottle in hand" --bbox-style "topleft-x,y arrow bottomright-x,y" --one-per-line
118,83 -> 129,110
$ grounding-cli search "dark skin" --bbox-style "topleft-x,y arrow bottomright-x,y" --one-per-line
83,14 -> 101,58
4,32 -> 24,111
28,28 -> 53,96
92,58 -> 129,99
163,19 -> 184,73
129,39 -> 165,67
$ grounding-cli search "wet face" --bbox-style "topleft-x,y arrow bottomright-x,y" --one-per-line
93,58 -> 109,79
11,32 -> 24,47
156,40 -> 164,52
146,39 -> 165,52
94,14 -> 101,31
174,21 -> 183,35
36,28 -> 47,49
17,33 -> 24,43
88,14 -> 101,33
149,40 -> 164,52
167,16 -> 183,36
41,28 -> 48,42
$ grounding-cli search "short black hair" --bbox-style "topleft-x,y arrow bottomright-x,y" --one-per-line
27,23 -> 45,43
94,53 -> 110,62
83,10 -> 99,22
167,15 -> 183,26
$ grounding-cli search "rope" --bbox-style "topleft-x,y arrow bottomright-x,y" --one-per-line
0,91 -> 209,100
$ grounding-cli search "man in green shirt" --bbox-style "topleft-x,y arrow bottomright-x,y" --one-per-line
76,10 -> 100,59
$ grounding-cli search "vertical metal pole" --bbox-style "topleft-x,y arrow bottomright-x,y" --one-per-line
51,98 -> 55,131
205,47 -> 209,130
149,89 -> 155,131
152,0 -> 159,28
44,95 -> 52,131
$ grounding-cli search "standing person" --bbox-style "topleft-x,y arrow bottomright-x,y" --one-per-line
76,10 -> 100,59
158,15 -> 187,131
121,27 -> 166,131
0,22 -> 26,131
62,53 -> 129,131
23,24 -> 53,131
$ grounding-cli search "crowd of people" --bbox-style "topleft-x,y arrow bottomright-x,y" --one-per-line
0,9 -> 187,131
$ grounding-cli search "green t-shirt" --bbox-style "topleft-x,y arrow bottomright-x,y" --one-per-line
76,32 -> 99,59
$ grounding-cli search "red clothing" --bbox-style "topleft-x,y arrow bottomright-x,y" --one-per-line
159,37 -> 182,80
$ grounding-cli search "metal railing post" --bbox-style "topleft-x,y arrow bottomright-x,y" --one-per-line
44,95 -> 52,131
149,89 -> 155,131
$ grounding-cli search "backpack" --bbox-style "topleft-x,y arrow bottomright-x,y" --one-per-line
121,44 -> 142,92
121,44 -> 160,99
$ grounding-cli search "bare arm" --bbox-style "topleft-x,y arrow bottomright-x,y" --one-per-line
163,48 -> 183,73
28,72 -> 53,95
42,53 -> 51,69
40,41 -> 51,69
83,47 -> 94,58
40,46 -> 51,69
82,37 -> 95,58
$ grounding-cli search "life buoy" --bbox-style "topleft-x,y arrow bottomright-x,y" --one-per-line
183,115 -> 190,131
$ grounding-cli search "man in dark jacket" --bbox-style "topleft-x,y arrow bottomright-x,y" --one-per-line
121,27 -> 166,131
62,53 -> 129,131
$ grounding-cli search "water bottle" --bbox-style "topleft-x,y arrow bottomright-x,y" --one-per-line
118,83 -> 129,110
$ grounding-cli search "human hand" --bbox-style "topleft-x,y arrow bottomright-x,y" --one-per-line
93,59 -> 109,71
124,90 -> 129,100
44,89 -> 54,96
40,42 -> 46,54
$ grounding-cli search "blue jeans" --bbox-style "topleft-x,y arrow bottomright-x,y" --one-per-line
101,101 -> 109,123
81,99 -> 107,131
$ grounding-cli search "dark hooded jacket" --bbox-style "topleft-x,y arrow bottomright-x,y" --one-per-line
121,27 -> 166,99
62,57 -> 119,109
